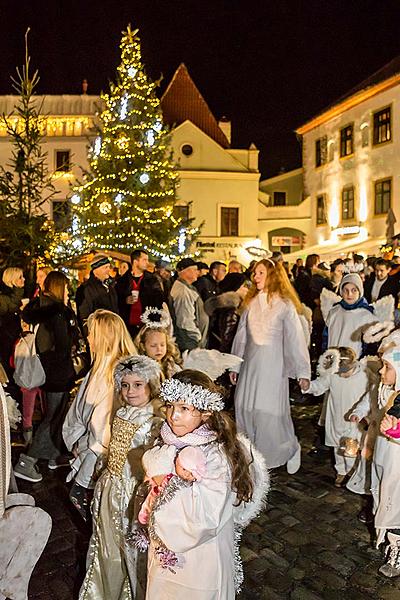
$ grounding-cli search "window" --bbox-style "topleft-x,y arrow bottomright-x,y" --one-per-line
173,204 -> 189,222
375,178 -> 391,215
316,195 -> 327,225
315,136 -> 327,167
52,200 -> 71,231
220,207 -> 239,236
342,186 -> 355,221
373,107 -> 391,145
340,124 -> 353,157
273,191 -> 286,206
181,144 -> 193,156
55,150 -> 71,172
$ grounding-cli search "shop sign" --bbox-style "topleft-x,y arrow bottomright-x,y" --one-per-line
272,236 -> 301,246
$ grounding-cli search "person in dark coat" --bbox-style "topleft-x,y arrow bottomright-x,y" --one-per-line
204,272 -> 248,352
0,267 -> 25,379
14,271 -> 79,482
364,258 -> 400,304
194,261 -> 227,302
76,255 -> 119,336
115,248 -> 164,339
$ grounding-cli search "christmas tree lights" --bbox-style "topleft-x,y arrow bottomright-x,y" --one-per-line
52,25 -> 199,263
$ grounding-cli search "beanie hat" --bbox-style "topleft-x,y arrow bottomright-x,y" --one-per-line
379,329 -> 400,392
219,272 -> 246,294
91,254 -> 112,270
176,446 -> 207,481
339,273 -> 363,298
176,257 -> 197,272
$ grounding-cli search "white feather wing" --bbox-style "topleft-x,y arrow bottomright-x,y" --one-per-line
371,295 -> 395,323
182,348 -> 243,380
320,288 -> 341,322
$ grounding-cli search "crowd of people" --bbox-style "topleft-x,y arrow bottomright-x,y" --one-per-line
2,246 -> 400,598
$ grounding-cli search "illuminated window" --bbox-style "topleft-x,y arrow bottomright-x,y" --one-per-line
173,204 -> 189,222
52,200 -> 71,231
316,195 -> 327,225
342,186 -> 355,221
340,125 -> 353,157
273,191 -> 286,206
221,207 -> 238,236
373,107 -> 391,145
55,150 -> 71,172
374,178 -> 391,215
315,136 -> 327,167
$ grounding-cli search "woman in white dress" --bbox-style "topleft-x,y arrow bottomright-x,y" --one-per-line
231,259 -> 311,473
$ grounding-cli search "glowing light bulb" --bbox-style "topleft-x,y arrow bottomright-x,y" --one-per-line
139,173 -> 150,184
120,95 -> 128,120
128,67 -> 137,78
115,193 -> 123,205
71,194 -> 81,205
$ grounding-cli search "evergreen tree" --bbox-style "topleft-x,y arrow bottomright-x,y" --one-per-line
57,25 -> 198,262
0,29 -> 56,272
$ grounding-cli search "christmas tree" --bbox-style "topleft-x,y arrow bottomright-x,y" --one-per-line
0,29 -> 56,273
56,25 -> 198,262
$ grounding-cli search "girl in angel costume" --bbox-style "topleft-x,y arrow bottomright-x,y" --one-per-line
320,273 -> 394,359
135,307 -> 182,379
369,328 -> 400,577
79,355 -> 163,600
304,346 -> 378,487
138,369 -> 269,600
231,258 -> 311,473
63,310 -> 136,520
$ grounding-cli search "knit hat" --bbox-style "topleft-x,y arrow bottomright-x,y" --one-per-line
176,446 -> 207,481
176,257 -> 197,272
339,273 -> 364,298
91,254 -> 112,270
379,329 -> 400,391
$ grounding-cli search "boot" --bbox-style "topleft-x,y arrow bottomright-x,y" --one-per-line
379,533 -> 400,577
23,428 -> 33,447
14,453 -> 42,483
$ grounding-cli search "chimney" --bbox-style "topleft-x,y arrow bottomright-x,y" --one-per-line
218,116 -> 231,144
82,79 -> 88,95
248,143 -> 259,172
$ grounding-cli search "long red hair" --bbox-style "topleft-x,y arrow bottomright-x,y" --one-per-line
242,259 -> 302,313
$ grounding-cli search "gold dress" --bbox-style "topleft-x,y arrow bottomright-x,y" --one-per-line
79,403 -> 162,600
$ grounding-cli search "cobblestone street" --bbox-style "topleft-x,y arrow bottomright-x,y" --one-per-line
14,402 -> 400,600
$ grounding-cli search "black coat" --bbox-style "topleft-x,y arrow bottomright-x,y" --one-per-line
364,274 -> 400,304
22,295 -> 79,392
115,270 -> 164,326
194,274 -> 219,303
0,282 -> 24,375
76,273 -> 119,334
204,291 -> 241,352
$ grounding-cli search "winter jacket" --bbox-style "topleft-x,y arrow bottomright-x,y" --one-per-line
204,291 -> 242,352
170,279 -> 209,352
364,273 -> 400,304
0,283 -> 24,375
115,270 -> 164,326
22,295 -> 79,392
194,273 -> 219,302
75,273 -> 119,335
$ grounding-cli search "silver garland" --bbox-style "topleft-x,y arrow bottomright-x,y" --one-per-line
160,378 -> 224,411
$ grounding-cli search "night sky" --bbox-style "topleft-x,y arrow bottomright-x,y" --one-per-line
2,1 -> 400,177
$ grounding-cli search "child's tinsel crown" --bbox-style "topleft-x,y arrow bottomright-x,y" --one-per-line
114,355 -> 161,391
160,378 -> 224,412
141,306 -> 170,330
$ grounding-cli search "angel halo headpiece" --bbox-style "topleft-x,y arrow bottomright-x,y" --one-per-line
160,378 -> 225,412
141,306 -> 171,330
114,355 -> 161,391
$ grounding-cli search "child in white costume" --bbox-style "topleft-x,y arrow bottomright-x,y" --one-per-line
140,369 -> 270,600
370,330 -> 400,577
321,273 -> 394,358
79,355 -> 163,600
304,347 -> 377,486
63,310 -> 136,520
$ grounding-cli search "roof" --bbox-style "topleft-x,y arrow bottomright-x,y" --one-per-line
161,63 -> 230,148
297,55 -> 400,135
0,95 -> 99,115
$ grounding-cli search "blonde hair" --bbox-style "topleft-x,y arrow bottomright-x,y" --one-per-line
2,267 -> 23,288
242,259 -> 302,314
87,309 -> 137,384
135,326 -> 182,379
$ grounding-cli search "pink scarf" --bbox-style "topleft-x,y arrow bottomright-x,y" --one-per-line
161,422 -> 217,449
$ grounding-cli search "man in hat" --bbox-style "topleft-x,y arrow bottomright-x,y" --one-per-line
154,259 -> 173,303
170,258 -> 209,352
76,254 -> 119,335
115,248 -> 164,339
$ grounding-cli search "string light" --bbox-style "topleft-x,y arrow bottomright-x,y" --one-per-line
139,172 -> 150,184
94,136 -> 102,156
71,194 -> 81,204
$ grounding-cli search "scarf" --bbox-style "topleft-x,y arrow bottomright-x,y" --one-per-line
335,296 -> 374,313
160,422 -> 217,449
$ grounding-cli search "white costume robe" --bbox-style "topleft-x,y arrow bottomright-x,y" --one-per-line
232,294 -> 311,468
326,304 -> 377,358
80,403 -> 162,600
145,443 -> 236,600
63,370 -> 118,488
